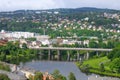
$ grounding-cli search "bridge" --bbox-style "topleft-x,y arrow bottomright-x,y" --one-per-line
30,47 -> 112,51
30,47 -> 113,61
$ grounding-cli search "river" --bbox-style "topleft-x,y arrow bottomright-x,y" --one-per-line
22,61 -> 120,80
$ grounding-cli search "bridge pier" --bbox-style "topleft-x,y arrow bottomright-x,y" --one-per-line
67,51 -> 70,61
96,51 -> 99,57
106,52 -> 109,56
79,54 -> 84,62
57,50 -> 61,61
77,51 -> 80,61
84,52 -> 89,60
86,52 -> 89,60
48,50 -> 52,60
38,50 -> 42,60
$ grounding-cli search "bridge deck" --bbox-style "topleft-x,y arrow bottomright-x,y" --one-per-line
30,47 -> 112,51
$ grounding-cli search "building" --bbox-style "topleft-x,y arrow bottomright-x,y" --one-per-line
6,32 -> 35,39
0,30 -> 35,39
0,39 -> 8,46
35,35 -> 50,45
35,35 -> 50,41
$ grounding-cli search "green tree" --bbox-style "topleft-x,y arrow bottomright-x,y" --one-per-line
46,76 -> 50,80
110,58 -> 120,73
52,69 -> 67,80
34,72 -> 43,80
26,38 -> 36,41
99,63 -> 105,72
22,43 -> 28,49
81,64 -> 90,73
0,52 -> 6,61
68,72 -> 76,80
0,74 -> 10,80
106,41 -> 114,48
107,45 -> 120,60
89,41 -> 98,48
0,62 -> 11,71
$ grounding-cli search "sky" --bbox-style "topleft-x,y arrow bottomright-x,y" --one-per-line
0,0 -> 119,11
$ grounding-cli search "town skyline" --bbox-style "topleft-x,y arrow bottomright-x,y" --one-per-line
0,0 -> 119,12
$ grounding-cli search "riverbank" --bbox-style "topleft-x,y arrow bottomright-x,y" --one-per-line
76,56 -> 120,78
0,70 -> 26,80
0,61 -> 27,80
88,74 -> 120,80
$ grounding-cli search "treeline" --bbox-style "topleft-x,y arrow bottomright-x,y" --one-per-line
0,42 -> 39,64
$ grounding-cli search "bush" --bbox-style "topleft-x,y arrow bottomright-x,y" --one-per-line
80,64 -> 91,73
0,73 -> 10,80
0,63 -> 11,71
68,72 -> 76,80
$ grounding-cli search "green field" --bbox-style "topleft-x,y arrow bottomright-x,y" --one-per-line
76,56 -> 120,78
82,57 -> 110,70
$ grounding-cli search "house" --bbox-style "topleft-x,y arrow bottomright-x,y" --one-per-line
0,39 -> 8,46
35,35 -> 50,41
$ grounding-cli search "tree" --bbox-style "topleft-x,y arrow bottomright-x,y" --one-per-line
106,41 -> 114,48
34,72 -> 43,80
99,63 -> 105,72
89,41 -> 98,48
110,58 -> 120,73
52,69 -> 60,76
107,45 -> 120,60
52,69 -> 67,80
81,64 -> 90,73
46,76 -> 50,80
0,62 -> 11,71
0,74 -> 10,80
22,43 -> 28,49
68,72 -> 76,80
0,52 -> 6,61
29,74 -> 34,80
26,38 -> 36,41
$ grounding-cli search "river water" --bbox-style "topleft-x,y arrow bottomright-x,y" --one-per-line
22,61 -> 120,80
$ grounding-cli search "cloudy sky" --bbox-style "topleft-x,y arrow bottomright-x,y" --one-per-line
0,0 -> 119,11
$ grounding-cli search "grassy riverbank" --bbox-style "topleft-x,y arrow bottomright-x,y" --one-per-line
76,56 -> 120,78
